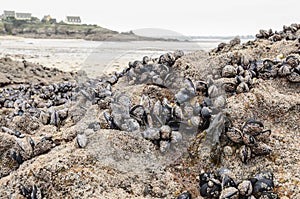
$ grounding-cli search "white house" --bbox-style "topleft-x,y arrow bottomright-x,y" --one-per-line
15,13 -> 32,20
2,11 -> 32,20
3,10 -> 15,18
65,16 -> 81,24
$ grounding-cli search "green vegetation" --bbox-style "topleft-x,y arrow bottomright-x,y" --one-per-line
0,16 -> 118,40
0,16 -> 164,41
1,17 -> 116,35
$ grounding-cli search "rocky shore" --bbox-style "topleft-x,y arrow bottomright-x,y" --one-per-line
0,24 -> 299,199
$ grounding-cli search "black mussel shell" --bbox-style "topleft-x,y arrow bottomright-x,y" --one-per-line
132,60 -> 143,68
253,179 -> 274,195
255,129 -> 271,141
201,107 -> 212,118
222,175 -> 236,189
263,59 -> 277,70
285,55 -> 299,68
242,133 -> 256,146
200,183 -> 209,197
202,97 -> 212,107
226,127 -> 243,144
10,149 -> 24,164
222,82 -> 236,93
195,81 -> 208,96
32,185 -> 38,198
130,105 -> 146,117
176,191 -> 192,199
143,56 -> 150,64
242,118 -> 264,136
18,109 -> 24,116
251,142 -> 272,155
255,171 -> 274,181
200,172 -> 214,186
167,120 -> 181,131
239,145 -> 252,163
249,177 -> 258,186
200,181 -> 221,198
103,112 -> 117,129
20,184 -> 31,197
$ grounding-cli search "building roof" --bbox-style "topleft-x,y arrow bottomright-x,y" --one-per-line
15,13 -> 32,19
3,10 -> 15,16
4,10 -> 15,14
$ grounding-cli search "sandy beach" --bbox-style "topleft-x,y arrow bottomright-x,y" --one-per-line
0,36 -> 225,77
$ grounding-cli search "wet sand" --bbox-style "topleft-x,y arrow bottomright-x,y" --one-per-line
0,36 -> 220,77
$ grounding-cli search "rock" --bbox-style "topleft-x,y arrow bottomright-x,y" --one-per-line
0,72 -> 10,86
76,133 -> 87,148
12,113 -> 40,134
0,24 -> 299,198
0,133 -> 19,178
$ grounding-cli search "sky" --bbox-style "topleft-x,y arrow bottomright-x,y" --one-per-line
1,0 -> 300,36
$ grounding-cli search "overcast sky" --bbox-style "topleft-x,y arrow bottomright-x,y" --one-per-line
2,0 -> 300,36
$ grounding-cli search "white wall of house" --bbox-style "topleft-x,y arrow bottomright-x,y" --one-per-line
65,17 -> 81,24
15,13 -> 32,20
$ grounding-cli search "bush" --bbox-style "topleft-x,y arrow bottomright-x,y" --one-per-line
31,17 -> 40,23
4,23 -> 13,33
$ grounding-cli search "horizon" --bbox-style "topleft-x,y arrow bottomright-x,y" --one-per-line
1,0 -> 300,37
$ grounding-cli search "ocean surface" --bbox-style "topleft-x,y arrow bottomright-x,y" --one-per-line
0,37 -> 250,77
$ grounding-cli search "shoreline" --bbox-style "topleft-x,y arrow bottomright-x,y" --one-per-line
0,33 -> 181,42
0,36 -> 210,77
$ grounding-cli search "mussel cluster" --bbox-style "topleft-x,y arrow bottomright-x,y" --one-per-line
0,81 -> 80,175
1,129 -> 56,178
139,78 -> 221,153
76,77 -> 118,111
126,50 -> 184,87
0,82 -> 77,127
256,23 -> 300,41
225,119 -> 272,163
103,91 -> 140,132
39,82 -> 75,104
212,37 -> 241,54
101,51 -> 230,152
221,54 -> 300,94
200,169 -> 278,199
103,86 -> 212,152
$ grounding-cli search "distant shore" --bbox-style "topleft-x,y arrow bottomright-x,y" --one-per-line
0,32 -> 180,42
0,20 -> 179,42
